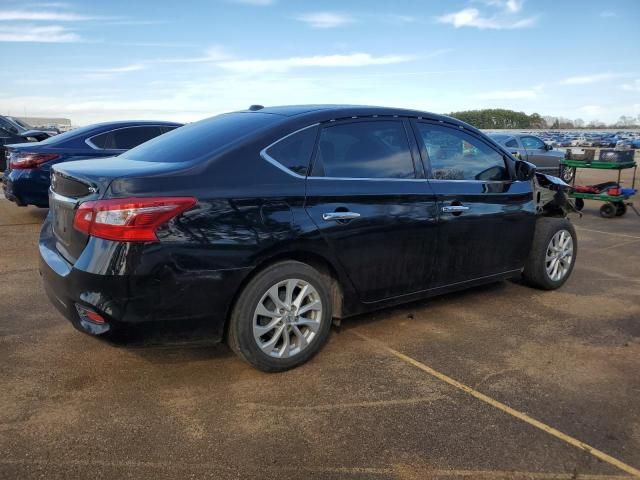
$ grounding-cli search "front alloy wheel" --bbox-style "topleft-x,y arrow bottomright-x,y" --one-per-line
522,217 -> 577,290
545,229 -> 574,282
561,166 -> 575,183
253,279 -> 322,358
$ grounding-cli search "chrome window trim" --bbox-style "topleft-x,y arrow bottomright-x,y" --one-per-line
306,176 -> 426,182
261,120 -> 427,182
85,124 -> 174,151
259,123 -> 319,180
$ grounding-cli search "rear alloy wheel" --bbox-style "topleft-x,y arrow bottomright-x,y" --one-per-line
522,217 -> 577,290
228,261 -> 332,371
252,279 -> 322,359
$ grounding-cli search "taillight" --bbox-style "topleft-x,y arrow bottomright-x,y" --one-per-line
10,152 -> 61,169
73,197 -> 196,242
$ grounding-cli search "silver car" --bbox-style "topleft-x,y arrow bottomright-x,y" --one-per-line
488,133 -> 572,181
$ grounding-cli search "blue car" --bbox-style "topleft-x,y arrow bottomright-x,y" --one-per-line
2,120 -> 182,207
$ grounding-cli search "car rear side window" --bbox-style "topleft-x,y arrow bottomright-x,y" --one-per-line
311,121 -> 415,179
124,113 -> 280,163
416,123 -> 509,181
264,126 -> 318,176
505,138 -> 518,148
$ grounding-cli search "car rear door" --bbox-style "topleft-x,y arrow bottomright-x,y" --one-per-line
304,118 -> 439,303
412,121 -> 536,287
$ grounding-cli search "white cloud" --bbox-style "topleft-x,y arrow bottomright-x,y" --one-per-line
483,0 -> 524,13
476,84 -> 543,100
295,12 -> 354,29
0,9 -> 96,21
151,45 -> 232,64
559,73 -> 617,85
622,79 -> 640,92
436,8 -> 536,29
217,52 -> 414,73
0,24 -> 79,42
578,105 -> 604,116
90,64 -> 145,74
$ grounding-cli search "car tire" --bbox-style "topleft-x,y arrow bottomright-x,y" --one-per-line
574,198 -> 584,211
600,203 -> 616,218
522,217 -> 577,290
227,260 -> 333,372
560,166 -> 575,183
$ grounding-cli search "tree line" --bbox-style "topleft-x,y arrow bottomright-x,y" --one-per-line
448,109 -> 640,129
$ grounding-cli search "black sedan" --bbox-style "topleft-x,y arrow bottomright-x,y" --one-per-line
40,105 -> 577,371
2,120 -> 182,207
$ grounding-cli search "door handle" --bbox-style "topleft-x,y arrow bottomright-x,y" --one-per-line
442,205 -> 470,214
322,211 -> 361,221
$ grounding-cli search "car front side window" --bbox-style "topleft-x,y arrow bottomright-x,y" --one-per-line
521,136 -> 545,150
311,120 -> 415,179
416,123 -> 510,182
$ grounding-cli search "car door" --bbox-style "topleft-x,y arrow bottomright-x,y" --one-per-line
520,135 -> 556,171
504,136 -> 527,161
304,118 -> 439,303
412,121 -> 536,287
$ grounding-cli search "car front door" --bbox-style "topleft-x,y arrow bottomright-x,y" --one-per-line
413,121 -> 536,287
304,119 -> 439,303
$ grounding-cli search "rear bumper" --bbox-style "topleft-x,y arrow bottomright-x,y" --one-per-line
2,169 -> 50,207
39,215 -> 252,340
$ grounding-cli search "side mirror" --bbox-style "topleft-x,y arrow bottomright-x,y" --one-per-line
515,160 -> 536,181
545,143 -> 553,151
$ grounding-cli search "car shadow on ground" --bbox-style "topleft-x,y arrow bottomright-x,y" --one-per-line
334,280 -> 508,332
102,280 -> 510,365
104,318 -> 234,363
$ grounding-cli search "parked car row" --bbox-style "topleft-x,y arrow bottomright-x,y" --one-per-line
7,104 -> 578,372
526,130 -> 640,150
2,120 -> 182,207
0,115 -> 60,170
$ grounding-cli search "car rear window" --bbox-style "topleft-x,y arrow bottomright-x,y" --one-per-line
35,124 -> 101,146
124,113 -> 280,163
89,126 -> 169,150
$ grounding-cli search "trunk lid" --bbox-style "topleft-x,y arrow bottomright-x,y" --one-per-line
50,157 -> 191,264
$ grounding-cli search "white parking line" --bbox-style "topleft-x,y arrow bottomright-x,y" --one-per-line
575,226 -> 640,240
352,331 -> 640,478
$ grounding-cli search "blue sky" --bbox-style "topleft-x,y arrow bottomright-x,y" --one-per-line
0,0 -> 639,125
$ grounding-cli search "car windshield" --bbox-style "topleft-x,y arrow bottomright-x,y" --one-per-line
123,112 -> 281,163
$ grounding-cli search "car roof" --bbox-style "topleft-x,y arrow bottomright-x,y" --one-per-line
235,104 -> 481,134
77,120 -> 183,129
